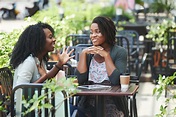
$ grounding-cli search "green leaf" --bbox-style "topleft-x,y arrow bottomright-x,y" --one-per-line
28,100 -> 39,112
43,103 -> 53,108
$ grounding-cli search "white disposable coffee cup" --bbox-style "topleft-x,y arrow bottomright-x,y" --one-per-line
121,84 -> 129,92
120,74 -> 130,92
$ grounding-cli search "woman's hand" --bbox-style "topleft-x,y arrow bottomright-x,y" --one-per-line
83,46 -> 109,57
57,46 -> 74,66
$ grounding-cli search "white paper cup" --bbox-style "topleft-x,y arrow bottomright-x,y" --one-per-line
120,74 -> 130,92
121,84 -> 129,92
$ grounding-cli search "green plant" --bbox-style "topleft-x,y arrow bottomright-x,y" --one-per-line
153,72 -> 176,117
135,0 -> 144,6
146,19 -> 176,45
0,76 -> 78,115
0,101 -> 7,112
0,29 -> 23,68
22,77 -> 78,115
100,5 -> 116,19
149,0 -> 176,15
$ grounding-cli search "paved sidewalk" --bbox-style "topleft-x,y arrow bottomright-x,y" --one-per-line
137,82 -> 165,117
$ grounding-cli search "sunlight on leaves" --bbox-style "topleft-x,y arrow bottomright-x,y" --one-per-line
22,77 -> 78,115
153,72 -> 176,116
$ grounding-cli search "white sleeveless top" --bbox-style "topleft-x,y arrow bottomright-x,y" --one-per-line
88,57 -> 109,83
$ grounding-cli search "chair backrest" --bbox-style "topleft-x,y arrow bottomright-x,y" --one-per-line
117,30 -> 140,53
74,44 -> 92,61
138,53 -> 148,78
46,61 -> 75,78
130,53 -> 148,85
0,67 -> 13,98
65,34 -> 92,46
46,61 -> 57,70
117,30 -> 140,76
11,83 -> 70,117
115,35 -> 131,74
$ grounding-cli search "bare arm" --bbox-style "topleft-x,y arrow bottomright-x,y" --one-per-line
77,49 -> 89,73
35,47 -> 74,83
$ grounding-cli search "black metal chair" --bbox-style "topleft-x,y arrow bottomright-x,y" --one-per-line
127,53 -> 148,117
1,3 -> 16,19
46,61 -> 57,70
10,83 -> 70,117
65,34 -> 92,46
117,30 -> 140,76
117,30 -> 140,49
63,44 -> 92,78
116,35 -> 148,84
130,53 -> 148,85
46,61 -> 76,79
0,67 -> 13,116
74,44 -> 92,61
25,1 -> 40,17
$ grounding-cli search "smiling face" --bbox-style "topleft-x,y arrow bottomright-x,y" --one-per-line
90,23 -> 106,46
43,28 -> 56,53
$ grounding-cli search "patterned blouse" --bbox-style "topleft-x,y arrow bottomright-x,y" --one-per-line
88,57 -> 109,83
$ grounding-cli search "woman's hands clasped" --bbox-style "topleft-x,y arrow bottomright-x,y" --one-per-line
83,46 -> 109,58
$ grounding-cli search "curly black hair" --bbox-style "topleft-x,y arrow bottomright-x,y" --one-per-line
91,16 -> 117,46
10,22 -> 54,68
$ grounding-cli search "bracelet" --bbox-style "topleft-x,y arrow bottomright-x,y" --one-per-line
55,64 -> 63,70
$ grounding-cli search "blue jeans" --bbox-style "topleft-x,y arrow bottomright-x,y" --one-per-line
70,104 -> 77,115
70,104 -> 87,117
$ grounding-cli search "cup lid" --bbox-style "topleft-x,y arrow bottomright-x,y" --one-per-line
120,73 -> 130,75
